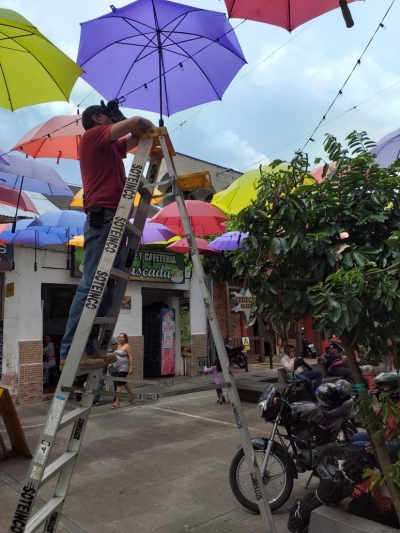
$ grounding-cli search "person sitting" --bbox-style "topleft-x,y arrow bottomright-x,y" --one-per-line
324,344 -> 353,382
281,344 -> 322,401
351,372 -> 400,463
43,334 -> 56,385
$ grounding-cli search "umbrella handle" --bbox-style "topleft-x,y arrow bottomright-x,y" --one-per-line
339,0 -> 354,28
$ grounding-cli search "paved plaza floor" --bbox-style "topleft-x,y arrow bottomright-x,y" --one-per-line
0,389 -> 318,533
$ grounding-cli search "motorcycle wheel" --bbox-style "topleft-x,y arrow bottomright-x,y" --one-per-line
229,447 -> 293,513
337,421 -> 358,443
236,355 -> 247,369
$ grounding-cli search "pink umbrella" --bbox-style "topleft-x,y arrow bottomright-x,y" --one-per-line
167,237 -> 219,256
12,115 -> 85,162
150,200 -> 228,237
0,184 -> 38,214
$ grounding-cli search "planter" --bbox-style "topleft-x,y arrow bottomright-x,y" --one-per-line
310,501 -> 399,533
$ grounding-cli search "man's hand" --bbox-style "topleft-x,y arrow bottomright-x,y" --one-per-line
365,442 -> 374,454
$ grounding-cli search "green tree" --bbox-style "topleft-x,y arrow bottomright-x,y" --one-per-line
230,131 -> 400,519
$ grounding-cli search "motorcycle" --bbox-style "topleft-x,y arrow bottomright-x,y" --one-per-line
229,379 -> 356,513
302,337 -> 318,358
224,341 -> 248,371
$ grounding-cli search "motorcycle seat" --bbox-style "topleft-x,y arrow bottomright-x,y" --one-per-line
321,399 -> 354,420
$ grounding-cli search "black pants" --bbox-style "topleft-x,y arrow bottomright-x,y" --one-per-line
328,366 -> 353,382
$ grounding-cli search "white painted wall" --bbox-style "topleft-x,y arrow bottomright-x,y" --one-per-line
190,272 -> 207,335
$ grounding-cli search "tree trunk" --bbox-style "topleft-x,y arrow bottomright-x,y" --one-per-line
341,335 -> 400,522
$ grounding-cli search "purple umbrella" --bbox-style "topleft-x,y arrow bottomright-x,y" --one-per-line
210,231 -> 248,251
370,128 -> 400,167
0,149 -> 9,165
77,0 -> 246,124
130,218 -> 177,244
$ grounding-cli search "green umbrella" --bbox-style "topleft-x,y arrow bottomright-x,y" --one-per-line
0,9 -> 83,111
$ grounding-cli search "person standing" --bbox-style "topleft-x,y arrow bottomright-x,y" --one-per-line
204,357 -> 226,404
43,334 -> 56,370
281,344 -> 322,401
59,103 -> 155,371
108,333 -> 135,408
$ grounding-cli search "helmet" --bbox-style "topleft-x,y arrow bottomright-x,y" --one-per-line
316,382 -> 346,408
335,379 -> 352,401
374,372 -> 399,399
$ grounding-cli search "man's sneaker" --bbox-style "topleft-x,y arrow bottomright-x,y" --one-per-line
84,350 -> 117,365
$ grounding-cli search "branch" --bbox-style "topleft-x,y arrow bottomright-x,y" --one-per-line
364,262 -> 400,277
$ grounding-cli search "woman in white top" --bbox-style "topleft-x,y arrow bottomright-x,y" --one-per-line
43,334 -> 56,370
108,333 -> 135,409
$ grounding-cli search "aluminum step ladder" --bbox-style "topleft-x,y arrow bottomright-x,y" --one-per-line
9,128 -> 276,533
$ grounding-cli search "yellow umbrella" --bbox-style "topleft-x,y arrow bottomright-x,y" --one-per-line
68,235 -> 84,246
0,9 -> 83,111
70,187 -> 165,208
211,163 -> 314,215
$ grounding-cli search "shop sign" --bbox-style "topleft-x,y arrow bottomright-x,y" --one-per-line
130,251 -> 185,284
72,248 -> 185,284
179,298 -> 191,357
232,289 -> 256,321
0,244 -> 14,271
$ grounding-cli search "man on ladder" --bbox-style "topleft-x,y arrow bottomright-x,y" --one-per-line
59,101 -> 154,371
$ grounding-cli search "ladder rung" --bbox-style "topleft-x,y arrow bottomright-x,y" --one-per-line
93,317 -> 117,325
110,267 -> 130,281
59,407 -> 89,432
25,497 -> 64,533
125,221 -> 142,237
40,452 -> 76,487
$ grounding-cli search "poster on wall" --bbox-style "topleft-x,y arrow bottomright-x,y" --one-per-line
0,244 -> 14,271
121,295 -> 131,314
160,309 -> 175,375
179,298 -> 191,358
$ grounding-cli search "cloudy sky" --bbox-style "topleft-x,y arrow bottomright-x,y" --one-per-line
2,0 -> 400,187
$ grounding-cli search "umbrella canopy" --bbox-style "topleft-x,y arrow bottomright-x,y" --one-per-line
370,128 -> 400,168
0,149 -> 9,165
210,231 -> 248,251
129,218 -> 177,244
70,187 -> 164,208
68,235 -> 84,246
224,0 -> 358,32
77,0 -> 247,121
0,229 -> 68,246
0,184 -> 39,214
12,115 -> 85,161
28,210 -> 86,231
167,237 -> 219,256
0,9 -> 83,111
211,164 -> 290,215
310,162 -> 336,183
151,200 -> 228,236
0,155 -> 72,196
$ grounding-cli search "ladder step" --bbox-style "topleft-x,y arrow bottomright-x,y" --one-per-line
110,267 -> 130,281
125,221 -> 142,237
40,452 -> 76,487
93,317 -> 117,325
59,407 -> 90,432
25,497 -> 64,533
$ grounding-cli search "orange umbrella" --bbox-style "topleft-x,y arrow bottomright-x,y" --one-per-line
167,237 -> 219,256
310,162 -> 336,183
12,115 -> 85,162
70,187 -> 164,208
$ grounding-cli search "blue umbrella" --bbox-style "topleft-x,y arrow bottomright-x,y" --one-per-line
29,210 -> 86,231
210,231 -> 248,251
77,0 -> 247,124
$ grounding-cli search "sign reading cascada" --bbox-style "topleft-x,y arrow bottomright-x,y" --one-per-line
130,251 -> 185,284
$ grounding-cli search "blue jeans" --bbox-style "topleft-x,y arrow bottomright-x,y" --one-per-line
297,370 -> 323,398
351,431 -> 400,462
60,212 -> 125,360
93,366 -> 108,403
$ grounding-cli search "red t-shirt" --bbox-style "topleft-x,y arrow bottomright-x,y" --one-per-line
78,125 -> 127,211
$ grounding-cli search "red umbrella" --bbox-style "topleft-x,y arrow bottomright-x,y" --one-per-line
224,0 -> 357,32
150,200 -> 228,237
0,184 -> 38,214
167,237 -> 220,256
12,115 -> 85,162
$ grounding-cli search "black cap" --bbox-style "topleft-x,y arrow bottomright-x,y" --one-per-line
81,105 -> 103,130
